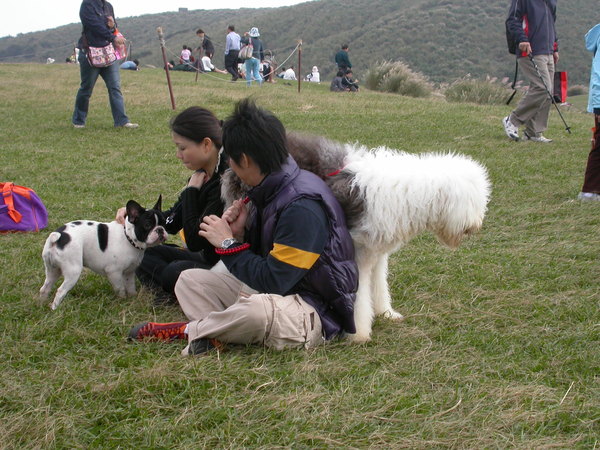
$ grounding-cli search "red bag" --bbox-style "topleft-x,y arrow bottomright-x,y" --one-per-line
553,71 -> 568,104
0,182 -> 48,233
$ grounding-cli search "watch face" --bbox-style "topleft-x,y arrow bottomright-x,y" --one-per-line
221,238 -> 236,249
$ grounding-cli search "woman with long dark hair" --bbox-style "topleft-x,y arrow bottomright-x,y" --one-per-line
117,107 -> 226,304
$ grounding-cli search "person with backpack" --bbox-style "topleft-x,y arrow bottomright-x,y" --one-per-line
240,27 -> 264,86
502,0 -> 558,143
72,0 -> 138,129
577,24 -> 600,201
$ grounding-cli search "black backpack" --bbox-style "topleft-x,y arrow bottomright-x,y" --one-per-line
505,0 -> 520,55
505,18 -> 519,54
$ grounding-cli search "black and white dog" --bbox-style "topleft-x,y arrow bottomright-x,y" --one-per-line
39,197 -> 166,310
221,133 -> 491,342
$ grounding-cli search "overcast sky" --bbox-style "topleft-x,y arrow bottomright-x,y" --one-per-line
2,0 -> 313,37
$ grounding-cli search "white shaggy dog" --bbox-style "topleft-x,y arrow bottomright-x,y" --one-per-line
221,133 -> 491,342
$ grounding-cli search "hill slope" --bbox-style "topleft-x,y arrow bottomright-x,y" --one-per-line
0,0 -> 596,86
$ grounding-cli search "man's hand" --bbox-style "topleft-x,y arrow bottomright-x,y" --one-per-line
199,215 -> 234,247
222,199 -> 248,241
519,42 -> 532,55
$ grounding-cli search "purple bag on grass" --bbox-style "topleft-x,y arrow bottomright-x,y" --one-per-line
0,182 -> 48,232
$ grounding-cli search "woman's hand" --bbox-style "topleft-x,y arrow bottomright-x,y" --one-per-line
187,169 -> 207,188
115,207 -> 127,225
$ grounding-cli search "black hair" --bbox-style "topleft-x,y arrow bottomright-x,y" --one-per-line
196,28 -> 205,34
133,59 -> 139,66
222,99 -> 288,175
170,106 -> 223,148
341,44 -> 349,50
336,70 -> 345,77
228,25 -> 235,32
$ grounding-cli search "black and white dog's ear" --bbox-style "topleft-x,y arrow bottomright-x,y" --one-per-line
152,195 -> 162,212
125,200 -> 144,223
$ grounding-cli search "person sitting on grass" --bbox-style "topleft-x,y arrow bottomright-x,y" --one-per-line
129,98 -> 358,356
330,70 -> 346,92
116,106 -> 227,305
342,69 -> 359,92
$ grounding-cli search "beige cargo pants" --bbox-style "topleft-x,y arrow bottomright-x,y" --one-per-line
174,268 -> 324,355
511,54 -> 555,137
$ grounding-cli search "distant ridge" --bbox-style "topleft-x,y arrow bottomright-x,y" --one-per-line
0,0 -> 596,86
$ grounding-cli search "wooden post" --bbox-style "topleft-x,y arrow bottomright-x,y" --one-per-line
157,27 -> 176,110
297,40 -> 302,93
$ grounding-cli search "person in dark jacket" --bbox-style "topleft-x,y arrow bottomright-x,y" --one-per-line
342,69 -> 359,92
196,29 -> 215,58
72,0 -> 137,128
502,0 -> 559,143
116,107 -> 226,305
129,99 -> 358,356
335,44 -> 352,72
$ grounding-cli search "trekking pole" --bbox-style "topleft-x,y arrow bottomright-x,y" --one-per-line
157,27 -> 176,110
297,39 -> 302,93
506,56 -> 519,105
528,54 -> 571,134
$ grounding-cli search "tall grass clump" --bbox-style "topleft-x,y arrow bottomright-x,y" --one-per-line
568,84 -> 588,97
364,61 -> 432,98
444,75 -> 520,105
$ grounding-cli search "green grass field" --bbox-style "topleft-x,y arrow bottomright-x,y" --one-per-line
1,63 -> 598,448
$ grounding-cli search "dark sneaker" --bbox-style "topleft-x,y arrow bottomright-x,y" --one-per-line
128,321 -> 187,341
188,337 -> 225,355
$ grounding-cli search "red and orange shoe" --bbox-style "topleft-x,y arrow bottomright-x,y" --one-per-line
128,321 -> 188,341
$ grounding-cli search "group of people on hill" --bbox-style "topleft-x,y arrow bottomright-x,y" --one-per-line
329,44 -> 359,92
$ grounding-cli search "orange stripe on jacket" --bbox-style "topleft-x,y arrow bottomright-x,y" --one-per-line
270,243 -> 320,269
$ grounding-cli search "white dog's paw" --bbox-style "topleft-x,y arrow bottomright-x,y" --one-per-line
345,332 -> 372,343
382,309 -> 404,321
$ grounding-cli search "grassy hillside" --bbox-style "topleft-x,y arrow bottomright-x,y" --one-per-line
0,0 -> 597,87
0,63 -> 598,447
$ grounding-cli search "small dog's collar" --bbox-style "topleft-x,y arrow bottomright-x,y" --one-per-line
124,227 -> 144,250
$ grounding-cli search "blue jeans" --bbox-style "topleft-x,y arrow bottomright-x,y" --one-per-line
245,57 -> 262,86
72,50 -> 130,126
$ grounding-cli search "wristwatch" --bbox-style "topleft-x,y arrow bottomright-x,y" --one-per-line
220,237 -> 239,249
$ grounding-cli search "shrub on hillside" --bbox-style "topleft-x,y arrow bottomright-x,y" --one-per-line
568,85 -> 588,97
364,61 -> 432,98
444,75 -> 521,105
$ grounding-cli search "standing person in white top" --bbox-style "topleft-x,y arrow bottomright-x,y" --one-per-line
224,25 -> 241,81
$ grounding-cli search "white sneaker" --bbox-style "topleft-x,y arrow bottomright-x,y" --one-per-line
502,116 -> 519,141
73,124 -> 85,128
523,132 -> 552,143
578,192 -> 600,201
120,122 -> 139,129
